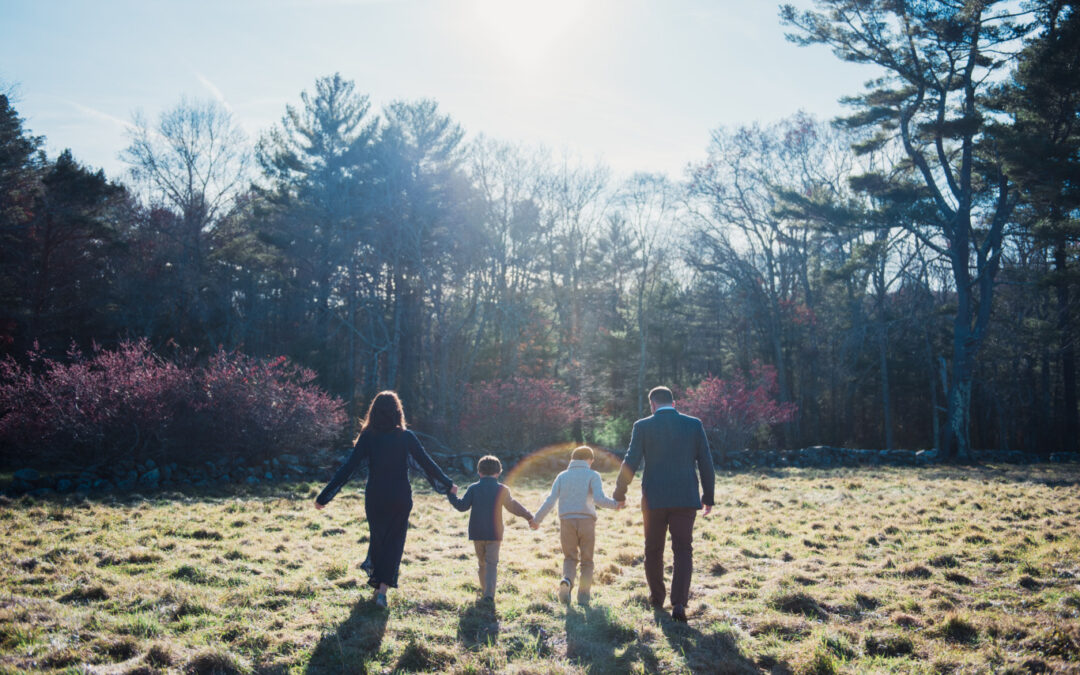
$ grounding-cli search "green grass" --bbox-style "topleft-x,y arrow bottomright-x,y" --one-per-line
1,463 -> 1079,673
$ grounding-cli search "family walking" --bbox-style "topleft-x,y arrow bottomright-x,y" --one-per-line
314,386 -> 715,623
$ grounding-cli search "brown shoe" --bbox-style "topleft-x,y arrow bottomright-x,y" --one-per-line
672,605 -> 687,622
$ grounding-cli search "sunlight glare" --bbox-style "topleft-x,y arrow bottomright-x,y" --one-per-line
502,442 -> 623,488
469,0 -> 587,69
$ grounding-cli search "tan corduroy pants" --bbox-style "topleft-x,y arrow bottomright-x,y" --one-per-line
473,540 -> 501,598
559,517 -> 595,595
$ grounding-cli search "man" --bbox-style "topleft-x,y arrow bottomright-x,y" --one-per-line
614,386 -> 715,622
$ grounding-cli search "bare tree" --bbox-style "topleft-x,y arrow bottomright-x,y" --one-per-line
615,172 -> 677,417
467,137 -> 548,378
124,97 -> 251,234
537,154 -> 610,438
121,98 -> 251,343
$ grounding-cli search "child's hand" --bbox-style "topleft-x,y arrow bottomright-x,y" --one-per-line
450,484 -> 458,496
529,519 -> 539,530
314,500 -> 325,510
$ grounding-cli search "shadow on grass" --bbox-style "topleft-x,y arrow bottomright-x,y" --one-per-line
305,598 -> 388,674
457,598 -> 500,649
657,610 -> 760,675
564,604 -> 658,674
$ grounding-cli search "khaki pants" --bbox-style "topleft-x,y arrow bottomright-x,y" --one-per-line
473,540 -> 501,598
559,517 -> 595,595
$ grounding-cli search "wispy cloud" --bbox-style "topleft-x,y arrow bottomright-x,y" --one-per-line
195,72 -> 232,113
60,99 -> 136,131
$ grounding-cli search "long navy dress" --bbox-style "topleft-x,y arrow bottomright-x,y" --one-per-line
315,429 -> 453,589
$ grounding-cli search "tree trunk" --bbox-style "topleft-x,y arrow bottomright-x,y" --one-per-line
878,322 -> 894,451
943,334 -> 974,461
1041,347 -> 1053,454
1056,238 -> 1078,452
637,283 -> 647,419
768,298 -> 791,448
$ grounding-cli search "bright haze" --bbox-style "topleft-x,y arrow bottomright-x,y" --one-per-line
0,0 -> 874,181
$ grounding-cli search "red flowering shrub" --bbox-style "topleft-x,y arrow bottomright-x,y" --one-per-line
680,363 -> 797,453
0,340 -> 345,469
183,351 -> 346,462
459,378 -> 582,457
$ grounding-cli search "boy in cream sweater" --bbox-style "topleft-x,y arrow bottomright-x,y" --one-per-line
530,445 -> 621,604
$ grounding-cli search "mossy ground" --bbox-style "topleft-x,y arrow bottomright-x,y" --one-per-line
1,463 -> 1078,673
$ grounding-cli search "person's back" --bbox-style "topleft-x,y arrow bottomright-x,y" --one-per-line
531,446 -> 619,604
451,475 -> 517,540
613,386 -> 715,622
313,390 -> 455,609
629,409 -> 713,510
363,429 -> 419,500
447,455 -> 533,600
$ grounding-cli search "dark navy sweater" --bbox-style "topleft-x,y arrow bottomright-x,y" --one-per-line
613,408 -> 716,509
448,475 -> 533,541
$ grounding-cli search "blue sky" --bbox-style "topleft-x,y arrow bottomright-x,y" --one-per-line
0,0 -> 877,182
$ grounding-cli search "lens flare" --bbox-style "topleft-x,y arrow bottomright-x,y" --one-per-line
502,442 -> 623,488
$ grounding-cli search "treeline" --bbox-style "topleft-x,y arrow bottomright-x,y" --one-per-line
1,2 -> 1078,458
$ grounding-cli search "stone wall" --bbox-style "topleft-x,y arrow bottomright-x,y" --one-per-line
4,447 -> 1078,497
716,447 -> 1080,470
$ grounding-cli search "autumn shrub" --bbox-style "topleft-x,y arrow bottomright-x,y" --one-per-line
680,362 -> 797,453
458,378 -> 582,458
179,350 -> 346,463
0,339 -> 345,469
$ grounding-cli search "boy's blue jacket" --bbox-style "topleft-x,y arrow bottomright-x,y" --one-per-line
448,475 -> 533,540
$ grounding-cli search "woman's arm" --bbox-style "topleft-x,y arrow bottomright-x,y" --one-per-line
405,431 -> 455,495
315,439 -> 370,507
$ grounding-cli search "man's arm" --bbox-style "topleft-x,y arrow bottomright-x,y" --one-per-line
695,421 -> 715,513
613,421 -> 645,503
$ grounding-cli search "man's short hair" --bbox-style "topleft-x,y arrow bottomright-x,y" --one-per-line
477,455 -> 502,476
648,386 -> 674,405
571,445 -> 594,461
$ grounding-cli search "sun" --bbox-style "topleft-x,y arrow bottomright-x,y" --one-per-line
467,0 -> 587,70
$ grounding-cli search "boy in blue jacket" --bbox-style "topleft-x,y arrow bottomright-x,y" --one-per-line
448,455 -> 534,601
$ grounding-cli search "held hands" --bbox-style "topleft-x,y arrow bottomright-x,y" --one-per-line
450,484 -> 458,496
529,519 -> 539,530
616,500 -> 627,510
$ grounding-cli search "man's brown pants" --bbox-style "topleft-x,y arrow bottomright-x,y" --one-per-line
642,506 -> 697,608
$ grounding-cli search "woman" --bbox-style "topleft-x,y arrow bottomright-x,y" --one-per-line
314,391 -> 456,608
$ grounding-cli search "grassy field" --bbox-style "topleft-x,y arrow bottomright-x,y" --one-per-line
1,462 -> 1079,674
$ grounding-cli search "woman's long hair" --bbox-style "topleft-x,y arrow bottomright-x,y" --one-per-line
357,391 -> 407,440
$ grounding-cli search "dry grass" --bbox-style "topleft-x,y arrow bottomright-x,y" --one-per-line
1,463 -> 1079,673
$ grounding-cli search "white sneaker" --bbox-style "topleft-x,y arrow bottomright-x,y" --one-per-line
557,578 -> 571,603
